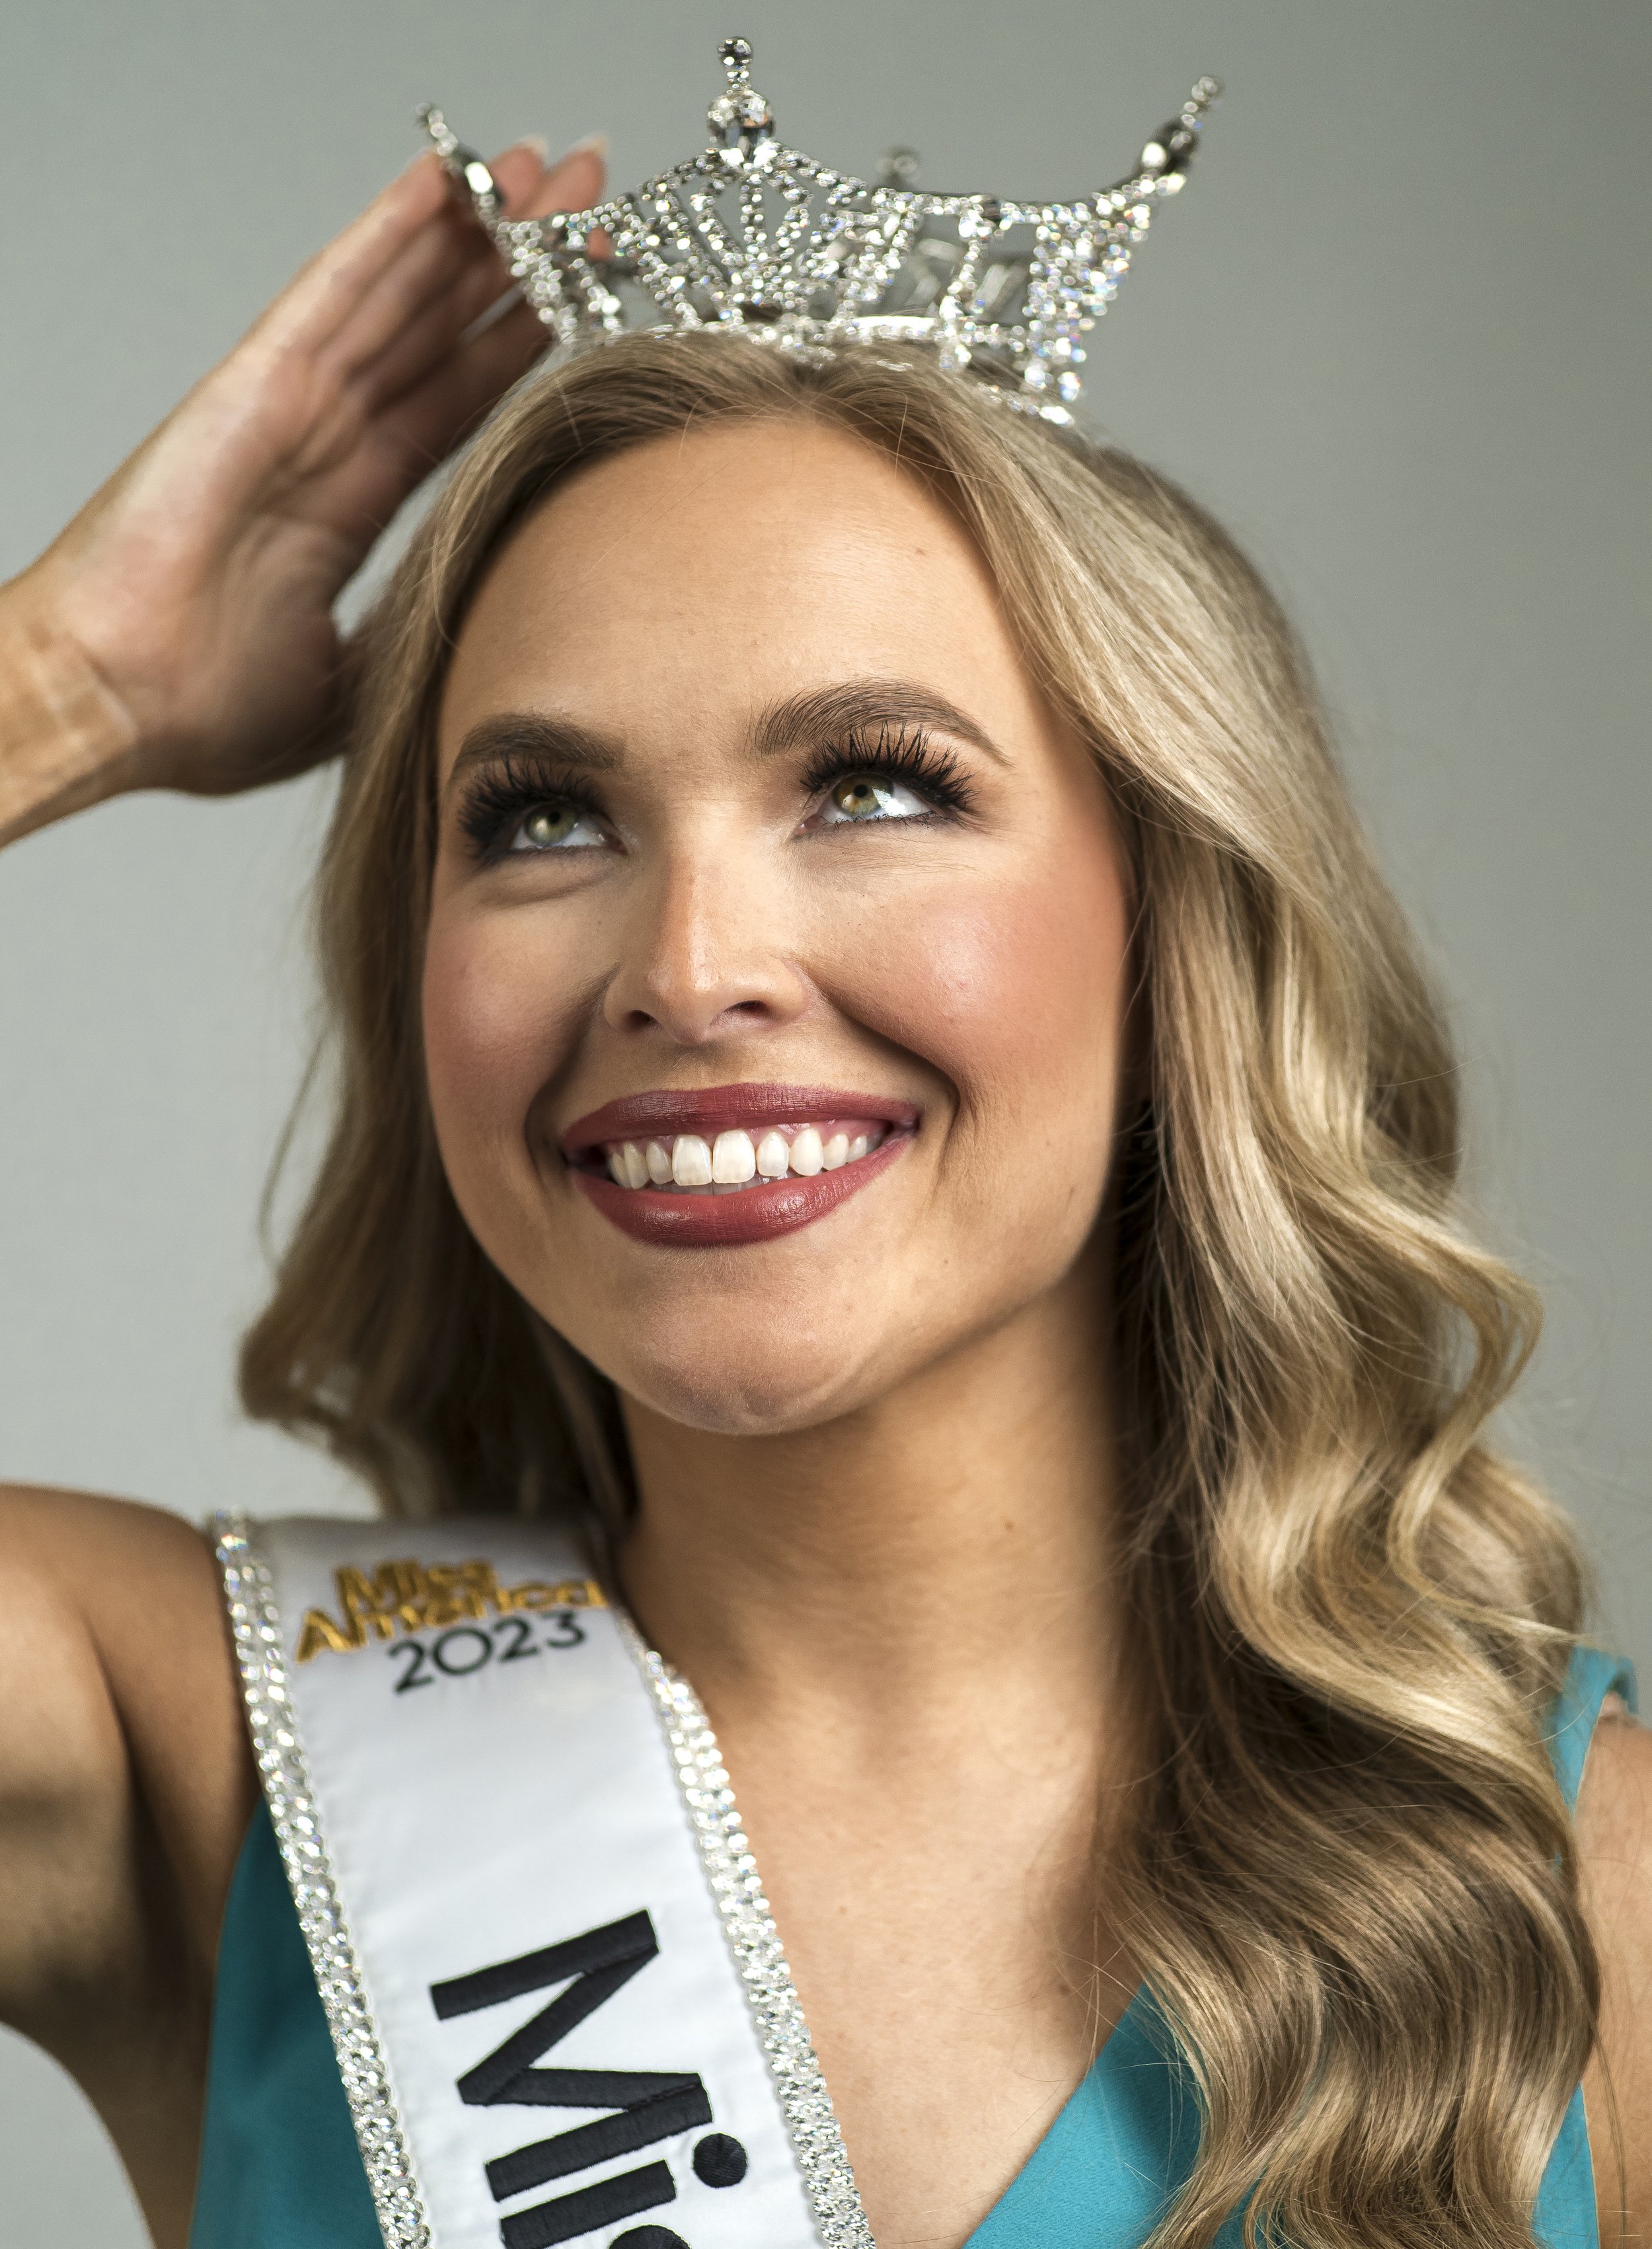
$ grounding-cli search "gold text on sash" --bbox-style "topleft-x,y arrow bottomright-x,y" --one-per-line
294,1558 -> 606,1663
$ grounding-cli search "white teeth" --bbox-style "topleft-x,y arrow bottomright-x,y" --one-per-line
712,1129 -> 757,1184
671,1134 -> 713,1188
603,1119 -> 894,1191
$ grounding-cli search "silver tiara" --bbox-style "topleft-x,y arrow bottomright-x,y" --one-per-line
420,36 -> 1219,423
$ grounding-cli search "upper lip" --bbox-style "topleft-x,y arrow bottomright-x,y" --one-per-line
559,1082 -> 921,1161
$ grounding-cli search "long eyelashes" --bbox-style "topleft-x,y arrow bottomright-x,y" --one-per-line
455,755 -> 605,862
454,724 -> 979,861
796,724 -> 978,820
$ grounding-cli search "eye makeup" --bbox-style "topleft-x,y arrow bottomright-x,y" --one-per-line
451,718 -> 982,863
796,724 -> 978,823
454,754 -> 610,863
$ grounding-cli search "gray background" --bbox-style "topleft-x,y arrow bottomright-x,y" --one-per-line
1,0 -> 1647,2238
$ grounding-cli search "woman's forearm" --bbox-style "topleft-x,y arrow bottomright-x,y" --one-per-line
0,572 -> 139,850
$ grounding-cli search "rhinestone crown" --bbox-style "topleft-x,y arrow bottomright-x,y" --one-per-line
420,36 -> 1219,422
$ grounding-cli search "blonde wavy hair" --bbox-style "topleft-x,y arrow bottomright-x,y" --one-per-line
243,334 -> 1595,2249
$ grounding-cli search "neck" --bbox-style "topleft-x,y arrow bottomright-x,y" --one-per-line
615,1251 -> 1126,1757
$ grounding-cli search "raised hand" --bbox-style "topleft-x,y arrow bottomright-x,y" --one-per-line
1,137 -> 603,829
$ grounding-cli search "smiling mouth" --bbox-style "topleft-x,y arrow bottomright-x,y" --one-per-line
559,1085 -> 918,1247
599,1120 -> 889,1193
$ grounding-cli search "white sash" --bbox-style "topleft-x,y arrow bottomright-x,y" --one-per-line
216,1513 -> 870,2249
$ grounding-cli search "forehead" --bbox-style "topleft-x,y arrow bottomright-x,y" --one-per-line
437,419 -> 1035,769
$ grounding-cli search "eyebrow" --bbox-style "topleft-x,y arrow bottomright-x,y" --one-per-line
443,677 -> 1008,806
748,680 -> 1007,764
443,712 -> 624,804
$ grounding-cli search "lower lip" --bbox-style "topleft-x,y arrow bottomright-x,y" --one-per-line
572,1133 -> 911,1247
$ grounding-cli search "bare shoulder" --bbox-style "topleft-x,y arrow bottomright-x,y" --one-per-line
0,1481 -> 230,1727
1577,1698 -> 1652,2241
0,1476 -> 220,1599
0,1484 -> 253,2034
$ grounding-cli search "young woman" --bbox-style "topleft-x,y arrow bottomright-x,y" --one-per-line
1,103 -> 1647,2249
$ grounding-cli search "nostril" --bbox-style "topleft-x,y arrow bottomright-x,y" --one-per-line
603,960 -> 806,1042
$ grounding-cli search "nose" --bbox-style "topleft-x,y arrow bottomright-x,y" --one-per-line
601,850 -> 809,1046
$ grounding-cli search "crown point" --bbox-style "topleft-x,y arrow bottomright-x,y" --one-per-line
418,105 -> 462,164
708,38 -> 773,167
441,43 -> 1215,418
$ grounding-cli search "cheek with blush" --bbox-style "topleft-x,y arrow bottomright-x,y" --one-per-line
810,825 -> 1131,1223
422,912 -> 579,1254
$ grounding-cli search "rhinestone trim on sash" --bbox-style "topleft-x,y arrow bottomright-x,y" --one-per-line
217,1515 -> 432,2249
626,1622 -> 875,2249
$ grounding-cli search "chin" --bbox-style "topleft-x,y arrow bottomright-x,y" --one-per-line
567,1307 -> 898,1439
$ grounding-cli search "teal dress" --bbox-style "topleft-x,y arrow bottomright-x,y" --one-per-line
190,1648 -> 1633,2249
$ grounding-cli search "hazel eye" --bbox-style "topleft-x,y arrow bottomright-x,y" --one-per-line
818,773 -> 929,825
511,802 -> 605,853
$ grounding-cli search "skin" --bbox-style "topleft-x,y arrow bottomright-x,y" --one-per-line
0,131 -> 611,2243
0,135 -> 604,844
425,421 -> 1143,2238
426,423 -> 1132,1438
1583,1709 -> 1652,2244
0,146 -> 1647,2249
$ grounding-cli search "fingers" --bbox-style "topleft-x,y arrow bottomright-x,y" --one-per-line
314,133 -> 608,396
359,293 -> 554,490
340,135 -> 609,418
290,290 -> 547,548
486,140 -> 554,213
246,117 -> 611,387
307,138 -> 543,386
350,241 -> 524,420
258,131 -> 611,549
248,153 -> 458,363
480,133 -> 607,220
516,139 -> 613,261
315,191 -> 500,390
517,137 -> 607,219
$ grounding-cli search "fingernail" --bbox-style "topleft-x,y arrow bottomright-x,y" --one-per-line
562,131 -> 609,159
511,133 -> 551,163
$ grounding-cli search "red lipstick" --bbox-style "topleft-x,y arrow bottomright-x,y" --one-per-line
558,1083 -> 919,1249
561,1083 -> 919,1152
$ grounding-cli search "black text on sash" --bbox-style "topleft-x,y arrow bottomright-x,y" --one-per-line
432,1910 -> 747,2248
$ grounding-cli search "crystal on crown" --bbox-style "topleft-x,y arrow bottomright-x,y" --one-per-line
420,36 -> 1219,423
